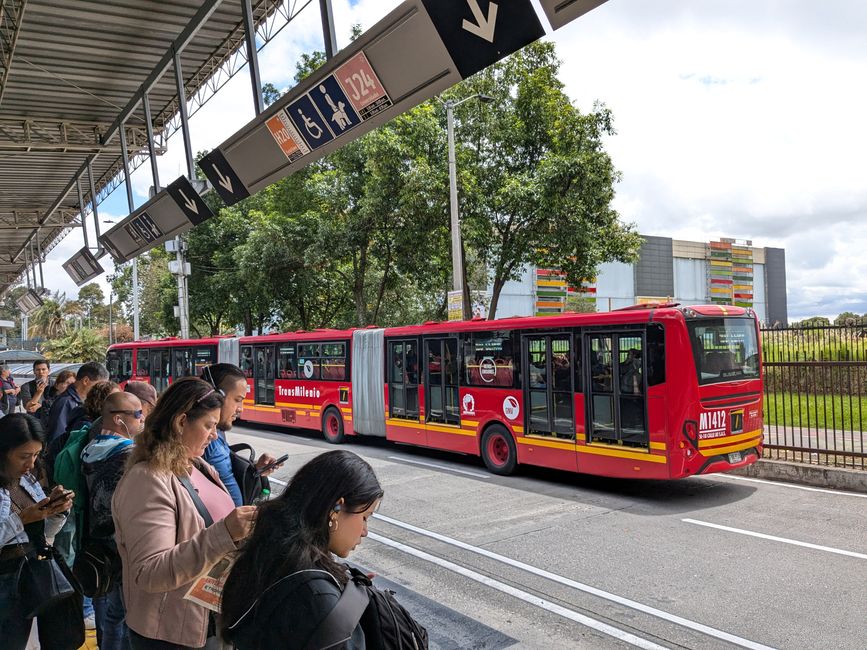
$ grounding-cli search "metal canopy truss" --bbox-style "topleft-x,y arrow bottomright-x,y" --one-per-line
0,0 -> 316,296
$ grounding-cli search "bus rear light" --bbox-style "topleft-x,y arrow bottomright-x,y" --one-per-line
683,420 -> 699,450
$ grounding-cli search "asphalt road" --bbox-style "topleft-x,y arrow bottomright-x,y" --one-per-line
228,422 -> 867,650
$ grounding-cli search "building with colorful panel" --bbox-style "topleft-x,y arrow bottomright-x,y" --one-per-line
489,236 -> 787,326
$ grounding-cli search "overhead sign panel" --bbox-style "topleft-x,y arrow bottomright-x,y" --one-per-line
538,0 -> 609,31
165,176 -> 213,226
62,247 -> 104,286
420,0 -> 544,79
16,288 -> 43,315
199,148 -> 251,206
198,0 -> 480,206
100,176 -> 213,264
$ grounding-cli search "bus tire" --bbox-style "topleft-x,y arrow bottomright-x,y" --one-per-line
322,407 -> 345,444
481,425 -> 517,475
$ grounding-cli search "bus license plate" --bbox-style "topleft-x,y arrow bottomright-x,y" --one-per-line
728,451 -> 742,464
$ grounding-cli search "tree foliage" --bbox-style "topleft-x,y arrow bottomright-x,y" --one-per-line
44,327 -> 107,362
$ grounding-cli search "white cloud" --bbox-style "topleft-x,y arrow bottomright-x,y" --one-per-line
43,0 -> 867,320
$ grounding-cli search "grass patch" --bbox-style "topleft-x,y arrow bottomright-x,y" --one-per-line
765,392 -> 867,431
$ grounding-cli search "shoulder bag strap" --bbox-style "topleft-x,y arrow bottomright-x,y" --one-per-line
305,579 -> 370,650
177,473 -> 214,528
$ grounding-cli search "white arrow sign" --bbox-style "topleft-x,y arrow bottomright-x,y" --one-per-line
212,165 -> 234,194
462,0 -> 498,43
178,189 -> 198,215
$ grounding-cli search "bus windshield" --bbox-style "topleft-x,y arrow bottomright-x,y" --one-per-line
687,317 -> 760,385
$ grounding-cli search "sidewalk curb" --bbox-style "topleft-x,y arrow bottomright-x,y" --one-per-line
728,459 -> 867,494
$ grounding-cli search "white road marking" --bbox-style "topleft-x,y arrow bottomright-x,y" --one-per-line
682,519 -> 867,560
387,456 -> 490,479
368,532 -> 669,650
269,477 -> 288,487
699,473 -> 867,498
373,513 -> 777,650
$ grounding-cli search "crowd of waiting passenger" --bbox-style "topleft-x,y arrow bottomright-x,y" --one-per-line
1,359 -> 426,649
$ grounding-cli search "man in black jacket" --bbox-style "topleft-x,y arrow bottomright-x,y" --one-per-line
20,359 -> 51,419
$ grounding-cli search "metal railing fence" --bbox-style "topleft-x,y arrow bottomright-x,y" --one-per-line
761,325 -> 866,469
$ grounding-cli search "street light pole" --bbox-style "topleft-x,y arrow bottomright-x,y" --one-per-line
446,94 -> 493,320
446,100 -> 464,319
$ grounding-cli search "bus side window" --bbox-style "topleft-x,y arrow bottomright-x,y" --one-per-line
121,351 -> 133,381
647,324 -> 665,386
240,346 -> 254,378
135,350 -> 149,378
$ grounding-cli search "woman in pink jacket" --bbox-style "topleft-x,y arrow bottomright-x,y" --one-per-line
112,378 -> 256,649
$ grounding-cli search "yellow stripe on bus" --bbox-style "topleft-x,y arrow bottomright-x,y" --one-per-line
649,441 -> 667,450
579,444 -> 667,464
517,437 -> 575,451
699,436 -> 762,457
698,429 -> 762,448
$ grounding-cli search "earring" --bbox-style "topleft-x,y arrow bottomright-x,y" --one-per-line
329,517 -> 339,532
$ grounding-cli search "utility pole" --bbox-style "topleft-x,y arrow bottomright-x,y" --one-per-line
445,94 -> 493,320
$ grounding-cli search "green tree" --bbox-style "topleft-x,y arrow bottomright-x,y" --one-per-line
29,291 -> 70,339
453,41 -> 641,319
44,327 -> 107,362
77,283 -> 105,327
834,311 -> 862,326
109,247 -> 177,337
0,286 -> 28,333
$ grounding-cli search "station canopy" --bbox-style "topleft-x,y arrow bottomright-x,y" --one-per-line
0,0 -> 310,297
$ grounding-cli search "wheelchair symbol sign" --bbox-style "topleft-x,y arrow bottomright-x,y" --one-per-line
310,75 -> 361,136
287,94 -> 334,150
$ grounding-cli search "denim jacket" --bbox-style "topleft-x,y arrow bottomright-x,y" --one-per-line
1,473 -> 66,545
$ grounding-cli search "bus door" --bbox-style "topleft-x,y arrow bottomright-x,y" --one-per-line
150,349 -> 170,394
253,345 -> 275,405
522,334 -> 575,440
585,332 -> 648,447
386,338 -> 423,445
424,337 -> 460,426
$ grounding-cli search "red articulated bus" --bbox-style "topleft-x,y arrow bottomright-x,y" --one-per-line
106,304 -> 763,479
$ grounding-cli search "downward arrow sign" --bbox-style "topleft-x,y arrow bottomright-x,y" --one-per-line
178,189 -> 198,215
212,164 -> 234,194
462,0 -> 498,43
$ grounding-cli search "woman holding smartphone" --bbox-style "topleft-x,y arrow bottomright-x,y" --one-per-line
0,413 -> 76,649
112,378 -> 257,649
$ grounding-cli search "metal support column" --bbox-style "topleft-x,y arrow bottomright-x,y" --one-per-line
172,48 -> 196,179
241,0 -> 264,114
143,92 -> 161,192
320,0 -> 338,60
36,232 -> 44,290
119,124 -> 140,340
171,52 -> 193,339
446,101 -> 468,319
76,178 -> 90,250
87,159 -> 102,247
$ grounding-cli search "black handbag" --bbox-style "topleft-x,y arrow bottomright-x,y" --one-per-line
72,538 -> 121,598
17,546 -> 77,618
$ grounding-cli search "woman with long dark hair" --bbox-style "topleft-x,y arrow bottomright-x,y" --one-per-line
221,450 -> 385,649
0,414 -> 76,649
112,378 -> 257,649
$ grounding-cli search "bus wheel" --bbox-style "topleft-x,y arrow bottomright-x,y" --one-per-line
481,425 -> 517,475
322,407 -> 345,444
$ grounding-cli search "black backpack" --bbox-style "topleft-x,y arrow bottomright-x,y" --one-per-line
228,443 -> 271,505
308,566 -> 428,650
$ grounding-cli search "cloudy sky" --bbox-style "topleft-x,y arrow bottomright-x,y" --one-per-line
48,0 -> 867,321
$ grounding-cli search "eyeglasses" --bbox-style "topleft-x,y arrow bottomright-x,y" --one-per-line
110,409 -> 144,419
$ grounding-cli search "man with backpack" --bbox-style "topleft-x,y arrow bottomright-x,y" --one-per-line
79,391 -> 143,650
46,362 -> 109,442
201,363 -> 281,505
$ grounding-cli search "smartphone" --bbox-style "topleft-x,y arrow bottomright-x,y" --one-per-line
256,454 -> 289,476
40,490 -> 73,509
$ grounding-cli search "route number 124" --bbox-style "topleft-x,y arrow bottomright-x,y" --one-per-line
343,70 -> 377,101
